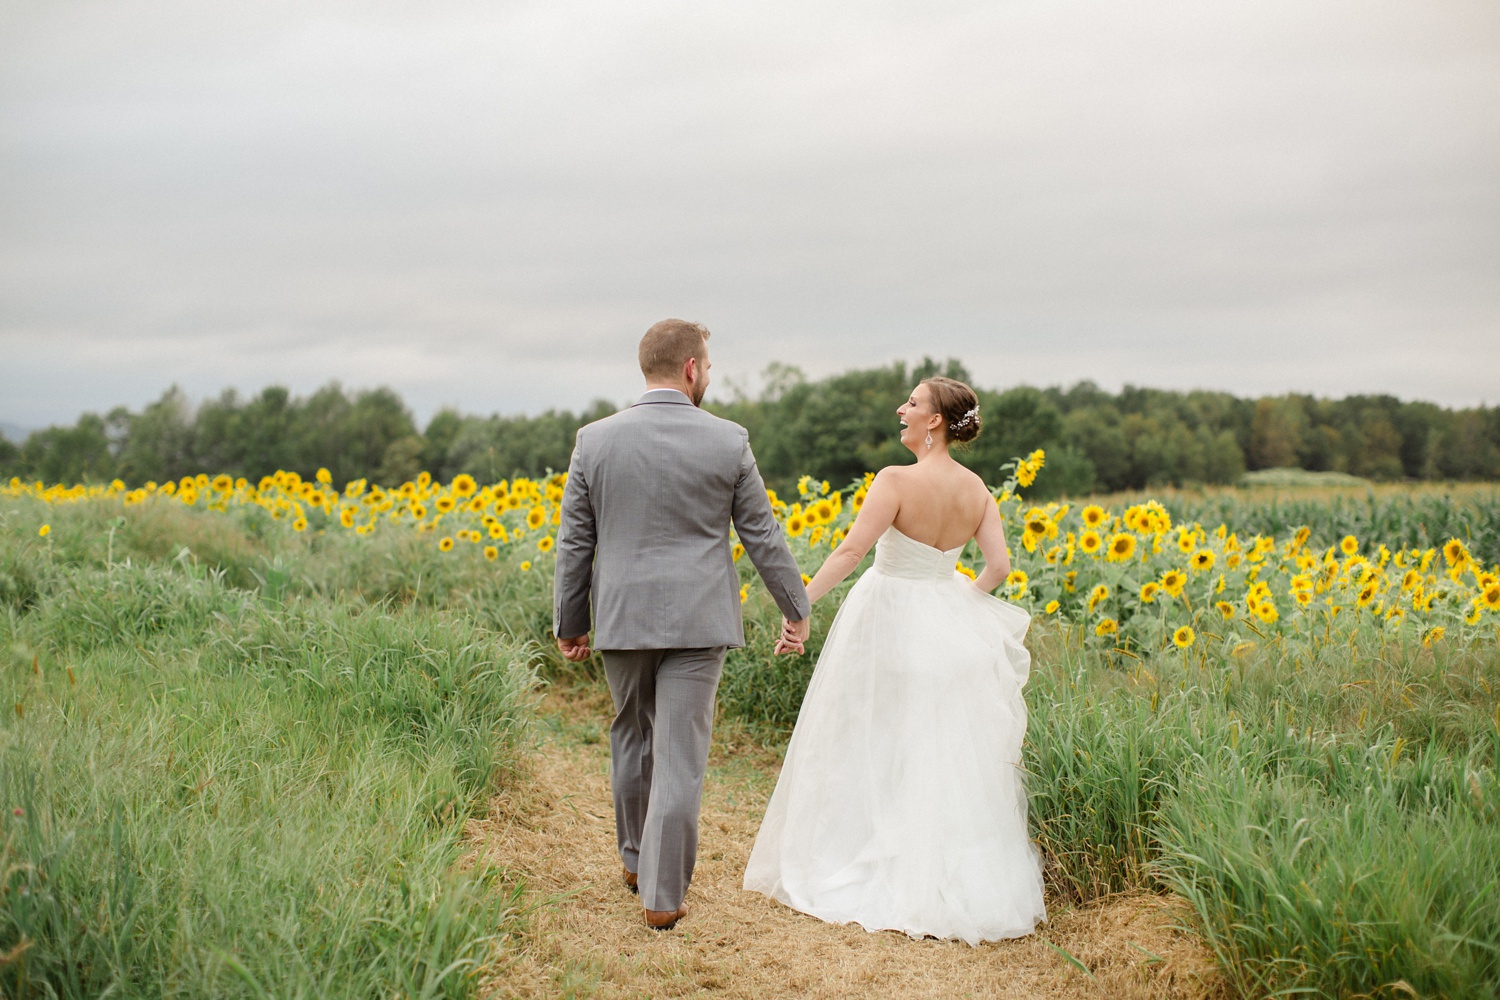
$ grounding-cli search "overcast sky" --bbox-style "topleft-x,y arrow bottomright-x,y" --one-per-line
2,0 -> 1498,431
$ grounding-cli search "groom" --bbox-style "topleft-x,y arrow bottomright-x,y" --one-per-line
553,318 -> 811,930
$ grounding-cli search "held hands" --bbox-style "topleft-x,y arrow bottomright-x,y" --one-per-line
774,617 -> 810,656
557,634 -> 592,662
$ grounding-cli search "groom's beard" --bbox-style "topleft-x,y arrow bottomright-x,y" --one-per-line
689,382 -> 706,406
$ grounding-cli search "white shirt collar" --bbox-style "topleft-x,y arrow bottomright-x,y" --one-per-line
636,388 -> 693,406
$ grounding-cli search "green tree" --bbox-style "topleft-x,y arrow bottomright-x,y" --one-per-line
1249,396 -> 1309,469
21,414 -> 116,484
115,387 -> 195,484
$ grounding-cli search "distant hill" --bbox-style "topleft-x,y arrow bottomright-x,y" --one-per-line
0,422 -> 33,445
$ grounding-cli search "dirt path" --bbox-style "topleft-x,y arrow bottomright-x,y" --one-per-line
472,687 -> 1223,999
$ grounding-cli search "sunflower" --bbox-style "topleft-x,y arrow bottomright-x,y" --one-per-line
1482,583 -> 1500,612
1044,600 -> 1060,614
1215,601 -> 1236,620
538,535 -> 554,553
1094,618 -> 1118,636
1079,531 -> 1103,556
801,573 -> 812,586
1340,535 -> 1359,557
1106,533 -> 1136,563
292,517 -> 307,532
1176,531 -> 1196,555
1294,591 -> 1313,606
1466,603 -> 1484,625
439,536 -> 455,552
490,524 -> 508,542
1172,626 -> 1195,649
1401,569 -> 1421,591
812,499 -> 836,523
212,474 -> 233,492
1139,582 -> 1161,604
410,503 -> 427,520
38,524 -> 51,537
1442,538 -> 1468,567
1356,583 -> 1378,608
520,560 -> 532,571
1064,571 -> 1078,593
1006,569 -> 1029,589
526,506 -> 546,530
316,467 -> 333,485
1254,601 -> 1279,624
740,585 -> 749,605
1088,584 -> 1110,611
1160,570 -> 1187,597
339,508 -> 356,529
957,564 -> 978,581
1081,505 -> 1107,528
1191,550 -> 1216,572
433,496 -> 456,514
786,513 -> 807,537
1421,626 -> 1444,647
451,473 -> 477,497
732,543 -> 745,562
484,545 -> 498,561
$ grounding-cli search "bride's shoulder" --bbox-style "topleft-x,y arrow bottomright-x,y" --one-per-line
869,464 -> 915,489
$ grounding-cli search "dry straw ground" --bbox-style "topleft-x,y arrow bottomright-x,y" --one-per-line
472,687 -> 1224,999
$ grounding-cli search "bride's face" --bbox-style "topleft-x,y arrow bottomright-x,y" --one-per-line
896,384 -> 942,453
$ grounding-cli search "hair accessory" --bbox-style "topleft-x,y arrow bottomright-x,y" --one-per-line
949,405 -> 979,432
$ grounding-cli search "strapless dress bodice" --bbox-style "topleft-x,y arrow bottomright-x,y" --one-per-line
871,526 -> 965,581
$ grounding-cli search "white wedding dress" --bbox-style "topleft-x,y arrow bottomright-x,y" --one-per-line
743,526 -> 1046,945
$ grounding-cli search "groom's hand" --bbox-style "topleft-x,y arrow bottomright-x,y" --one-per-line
774,617 -> 810,655
557,634 -> 592,662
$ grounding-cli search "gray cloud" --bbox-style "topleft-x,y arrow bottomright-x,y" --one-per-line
2,0 -> 1498,430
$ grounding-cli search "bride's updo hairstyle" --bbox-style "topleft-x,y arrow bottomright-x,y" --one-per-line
921,376 -> 982,445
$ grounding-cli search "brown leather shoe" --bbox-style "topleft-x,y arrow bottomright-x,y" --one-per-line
622,866 -> 638,893
644,904 -> 689,931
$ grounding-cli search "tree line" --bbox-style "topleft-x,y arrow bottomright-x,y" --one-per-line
4,360 -> 1497,499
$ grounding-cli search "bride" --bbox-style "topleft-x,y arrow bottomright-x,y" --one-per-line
743,376 -> 1046,945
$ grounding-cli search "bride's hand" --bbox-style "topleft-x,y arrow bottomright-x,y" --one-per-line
774,617 -> 807,655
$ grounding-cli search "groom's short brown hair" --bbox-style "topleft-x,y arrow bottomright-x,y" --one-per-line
639,319 -> 711,381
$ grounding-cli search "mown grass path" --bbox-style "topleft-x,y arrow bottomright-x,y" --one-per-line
472,685 -> 1223,999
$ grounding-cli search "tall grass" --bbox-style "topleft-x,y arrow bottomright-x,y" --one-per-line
0,505 -> 540,999
717,527 -> 1500,997
7,483 -> 1500,997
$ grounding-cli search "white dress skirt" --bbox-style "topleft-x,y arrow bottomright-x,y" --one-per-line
743,526 -> 1047,945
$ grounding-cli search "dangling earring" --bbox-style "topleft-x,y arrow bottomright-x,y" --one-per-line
924,431 -> 933,451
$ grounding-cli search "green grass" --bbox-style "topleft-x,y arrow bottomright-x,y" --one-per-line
1,503 -> 540,999
5,486 -> 1500,998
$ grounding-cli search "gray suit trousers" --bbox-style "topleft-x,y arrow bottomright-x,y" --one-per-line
603,646 -> 726,912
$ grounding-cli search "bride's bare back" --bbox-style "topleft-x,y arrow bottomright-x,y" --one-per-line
797,380 -> 1013,607
886,460 -> 993,552
802,457 -> 1011,604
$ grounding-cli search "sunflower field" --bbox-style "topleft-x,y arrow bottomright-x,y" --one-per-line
4,457 -> 1499,998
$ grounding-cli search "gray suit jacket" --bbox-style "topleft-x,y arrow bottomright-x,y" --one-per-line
553,388 -> 810,650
